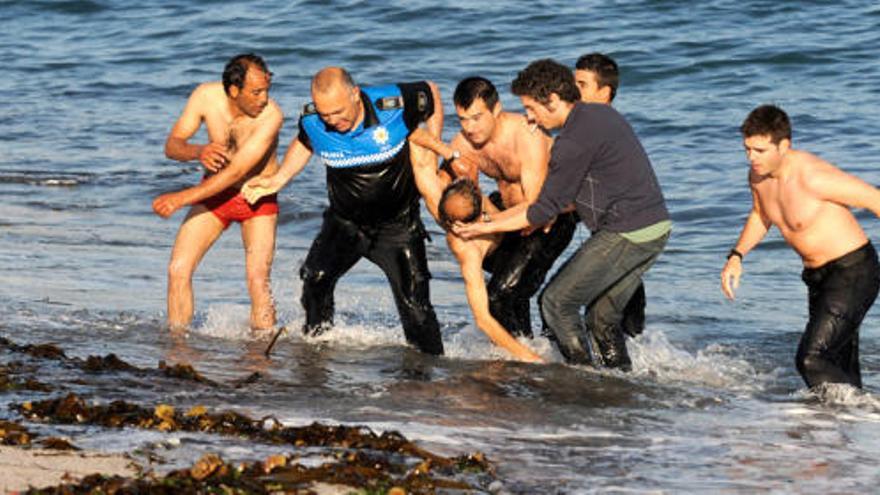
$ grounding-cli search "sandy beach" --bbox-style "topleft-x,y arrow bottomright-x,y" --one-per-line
0,445 -> 135,494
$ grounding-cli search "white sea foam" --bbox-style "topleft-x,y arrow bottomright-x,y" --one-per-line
192,304 -> 251,340
796,383 -> 880,416
442,324 -> 560,363
628,328 -> 765,393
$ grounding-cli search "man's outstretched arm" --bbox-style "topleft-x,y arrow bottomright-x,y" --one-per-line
454,240 -> 544,363
807,159 -> 880,217
243,136 -> 313,205
408,138 -> 447,221
721,187 -> 771,300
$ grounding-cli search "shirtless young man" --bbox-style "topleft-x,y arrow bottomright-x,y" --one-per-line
721,104 -> 880,389
409,133 -> 543,362
411,77 -> 578,339
153,53 -> 282,332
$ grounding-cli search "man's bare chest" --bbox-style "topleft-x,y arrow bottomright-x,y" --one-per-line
757,182 -> 822,232
478,152 -> 521,183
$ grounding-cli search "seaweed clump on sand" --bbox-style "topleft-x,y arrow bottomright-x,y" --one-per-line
26,450 -> 491,494
0,418 -> 79,451
1,419 -> 33,446
13,393 -> 495,493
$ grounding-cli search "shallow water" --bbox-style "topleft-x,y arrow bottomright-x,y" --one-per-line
3,0 -> 880,492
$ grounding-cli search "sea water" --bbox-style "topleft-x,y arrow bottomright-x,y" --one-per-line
2,1 -> 880,492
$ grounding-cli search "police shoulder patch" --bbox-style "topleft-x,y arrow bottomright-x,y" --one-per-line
375,96 -> 403,111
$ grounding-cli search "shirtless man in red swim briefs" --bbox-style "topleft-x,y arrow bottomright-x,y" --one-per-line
152,53 -> 282,332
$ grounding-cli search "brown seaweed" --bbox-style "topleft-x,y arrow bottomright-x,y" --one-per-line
38,436 -> 80,450
13,393 -> 493,489
81,354 -> 139,373
27,450 -> 485,494
0,419 -> 32,446
1,364 -> 53,392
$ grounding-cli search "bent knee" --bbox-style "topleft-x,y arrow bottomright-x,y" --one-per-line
167,258 -> 196,283
539,289 -> 564,313
796,351 -> 828,376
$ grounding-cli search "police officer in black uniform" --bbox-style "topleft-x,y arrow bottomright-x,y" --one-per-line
245,67 -> 444,355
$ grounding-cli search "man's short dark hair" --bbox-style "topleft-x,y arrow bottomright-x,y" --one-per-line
438,178 -> 482,230
223,53 -> 270,95
454,77 -> 499,111
575,52 -> 619,102
511,59 -> 580,105
740,105 -> 791,144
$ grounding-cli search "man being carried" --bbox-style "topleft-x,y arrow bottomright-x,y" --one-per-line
411,77 -> 579,339
455,60 -> 671,371
409,132 -> 543,362
153,53 -> 282,332
721,104 -> 880,389
244,67 -> 444,355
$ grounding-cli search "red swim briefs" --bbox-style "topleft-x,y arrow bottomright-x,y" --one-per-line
201,188 -> 278,229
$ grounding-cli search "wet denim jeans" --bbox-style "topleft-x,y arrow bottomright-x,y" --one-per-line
539,229 -> 669,369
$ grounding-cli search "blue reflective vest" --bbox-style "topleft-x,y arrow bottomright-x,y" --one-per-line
299,83 -> 429,225
301,85 -> 410,169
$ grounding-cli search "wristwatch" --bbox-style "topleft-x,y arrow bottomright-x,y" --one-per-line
726,248 -> 743,261
449,150 -> 461,161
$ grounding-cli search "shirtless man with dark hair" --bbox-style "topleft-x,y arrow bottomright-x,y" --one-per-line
722,104 -> 880,389
153,53 -> 282,332
412,76 -> 578,339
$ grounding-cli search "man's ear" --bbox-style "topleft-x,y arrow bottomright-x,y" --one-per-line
546,93 -> 562,113
491,100 -> 502,117
598,85 -> 612,104
779,138 -> 791,154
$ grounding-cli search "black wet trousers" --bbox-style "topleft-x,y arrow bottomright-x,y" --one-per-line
299,208 -> 443,355
483,208 -> 578,338
797,242 -> 879,388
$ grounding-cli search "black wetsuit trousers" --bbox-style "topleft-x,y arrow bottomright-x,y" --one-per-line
482,208 -> 579,338
797,242 -> 879,388
299,207 -> 443,355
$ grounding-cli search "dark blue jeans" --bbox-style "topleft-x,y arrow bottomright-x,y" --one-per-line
540,229 -> 668,369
